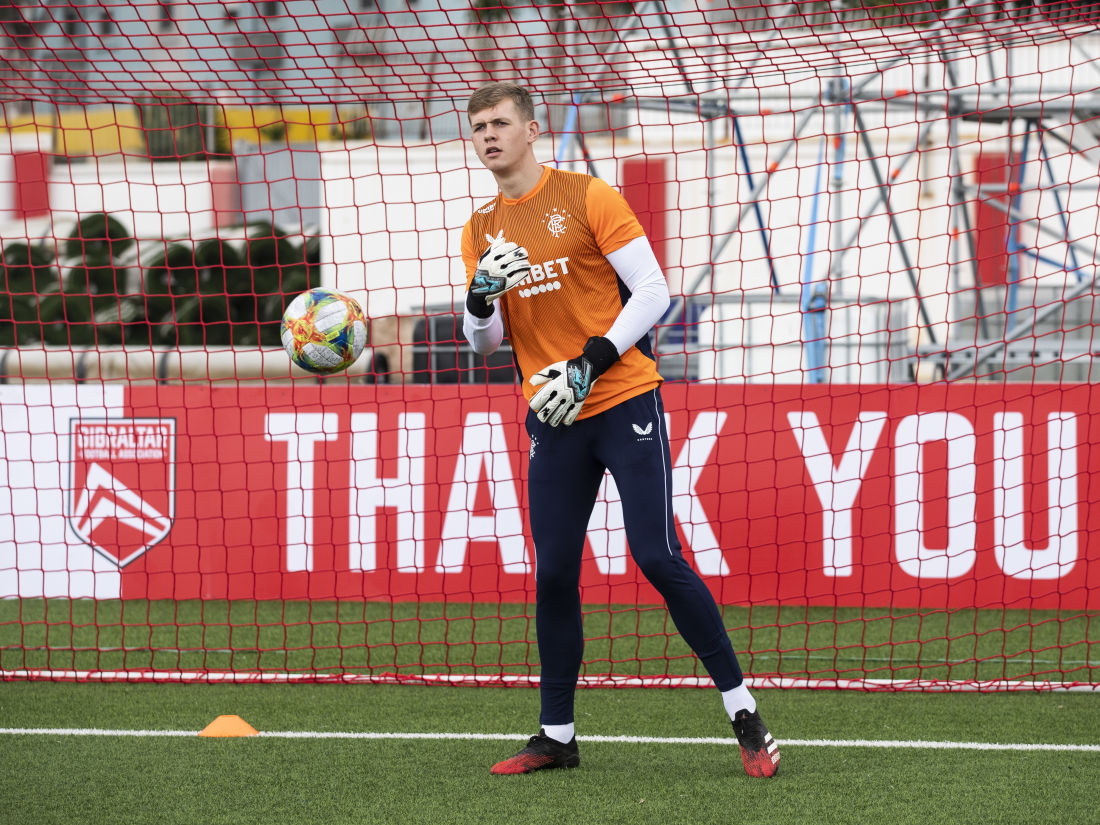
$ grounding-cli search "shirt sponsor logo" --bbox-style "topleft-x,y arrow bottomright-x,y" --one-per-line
515,256 -> 569,299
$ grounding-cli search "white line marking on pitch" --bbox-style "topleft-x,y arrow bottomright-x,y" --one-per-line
0,728 -> 1098,752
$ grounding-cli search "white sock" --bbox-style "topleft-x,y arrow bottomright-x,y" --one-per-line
721,683 -> 757,719
542,723 -> 575,744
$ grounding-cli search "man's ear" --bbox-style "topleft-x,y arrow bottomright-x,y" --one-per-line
527,119 -> 539,143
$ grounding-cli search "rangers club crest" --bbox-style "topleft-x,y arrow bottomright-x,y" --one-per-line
545,207 -> 569,238
67,417 -> 176,567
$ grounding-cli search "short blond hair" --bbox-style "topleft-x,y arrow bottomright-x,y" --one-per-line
467,82 -> 535,123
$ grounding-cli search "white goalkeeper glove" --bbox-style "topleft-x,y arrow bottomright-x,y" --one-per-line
466,231 -> 531,318
529,336 -> 620,427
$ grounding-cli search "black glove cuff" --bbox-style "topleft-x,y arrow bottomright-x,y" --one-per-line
581,335 -> 619,378
466,290 -> 494,319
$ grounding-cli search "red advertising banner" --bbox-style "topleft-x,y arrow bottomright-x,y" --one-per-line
106,383 -> 1099,609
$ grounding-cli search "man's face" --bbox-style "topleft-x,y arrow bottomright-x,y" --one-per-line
469,99 -> 537,173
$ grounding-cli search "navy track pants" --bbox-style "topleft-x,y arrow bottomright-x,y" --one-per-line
526,387 -> 744,725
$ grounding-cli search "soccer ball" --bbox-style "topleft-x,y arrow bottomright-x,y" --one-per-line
281,288 -> 367,374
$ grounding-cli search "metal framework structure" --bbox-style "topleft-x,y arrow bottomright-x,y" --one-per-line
4,1 -> 1098,385
549,0 -> 1100,384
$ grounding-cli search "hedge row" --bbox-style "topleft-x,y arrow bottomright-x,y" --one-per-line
0,213 -> 320,348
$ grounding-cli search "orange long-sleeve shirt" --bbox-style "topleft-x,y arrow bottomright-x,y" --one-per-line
462,166 -> 663,419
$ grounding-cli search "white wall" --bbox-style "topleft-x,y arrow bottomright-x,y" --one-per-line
48,158 -> 216,241
0,385 -> 126,599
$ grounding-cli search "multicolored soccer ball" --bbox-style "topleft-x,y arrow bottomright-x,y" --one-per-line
281,288 -> 367,374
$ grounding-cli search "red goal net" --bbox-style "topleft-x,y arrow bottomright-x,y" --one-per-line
1,0 -> 1098,690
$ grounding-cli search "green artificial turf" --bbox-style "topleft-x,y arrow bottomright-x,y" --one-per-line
1,682 -> 1097,825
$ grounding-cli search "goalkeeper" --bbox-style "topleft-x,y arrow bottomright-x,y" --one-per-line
460,82 -> 780,779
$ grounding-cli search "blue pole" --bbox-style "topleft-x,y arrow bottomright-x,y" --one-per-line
801,136 -> 828,383
1039,138 -> 1083,282
554,92 -> 582,168
1005,129 -> 1028,321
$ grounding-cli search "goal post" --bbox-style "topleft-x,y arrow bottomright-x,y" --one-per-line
1,1 -> 1099,691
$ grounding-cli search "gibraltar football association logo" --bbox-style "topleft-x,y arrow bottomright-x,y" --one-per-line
67,417 -> 177,567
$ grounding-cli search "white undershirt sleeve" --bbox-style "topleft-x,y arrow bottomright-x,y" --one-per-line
602,236 -> 671,356
463,236 -> 668,359
462,303 -> 504,356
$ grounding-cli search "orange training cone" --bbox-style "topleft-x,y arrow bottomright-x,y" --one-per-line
198,715 -> 259,738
